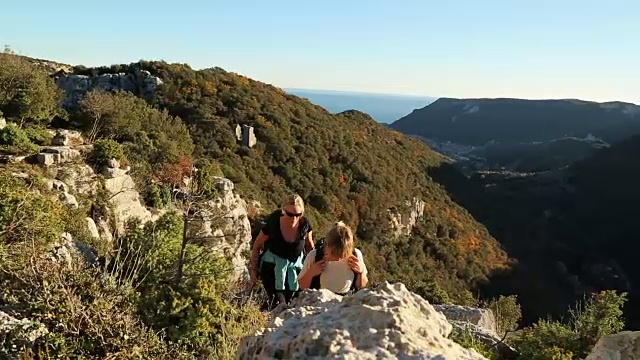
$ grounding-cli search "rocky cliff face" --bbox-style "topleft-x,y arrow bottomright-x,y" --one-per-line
238,282 -> 489,359
387,197 -> 425,236
54,69 -> 163,108
6,128 -> 254,281
185,177 -> 253,282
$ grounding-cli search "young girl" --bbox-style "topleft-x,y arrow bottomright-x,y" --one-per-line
298,221 -> 368,295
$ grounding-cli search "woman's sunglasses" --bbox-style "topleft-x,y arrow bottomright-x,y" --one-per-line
284,210 -> 302,218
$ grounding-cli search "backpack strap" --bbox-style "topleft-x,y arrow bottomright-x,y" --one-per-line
309,244 -> 324,290
349,250 -> 359,293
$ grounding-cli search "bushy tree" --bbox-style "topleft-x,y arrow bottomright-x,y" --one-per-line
482,294 -> 522,335
0,123 -> 39,155
0,53 -> 64,126
510,290 -> 627,359
90,138 -> 127,167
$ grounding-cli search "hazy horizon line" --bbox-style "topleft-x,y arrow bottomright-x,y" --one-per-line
286,88 -> 640,106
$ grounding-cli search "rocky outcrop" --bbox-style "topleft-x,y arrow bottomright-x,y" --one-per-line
586,331 -> 640,360
388,197 -> 425,236
433,304 -> 498,337
187,177 -> 253,282
37,146 -> 82,166
49,232 -> 98,268
55,69 -> 163,108
102,163 -> 154,235
433,304 -> 519,359
238,282 -> 488,359
54,163 -> 97,195
48,129 -> 85,147
0,311 -> 48,355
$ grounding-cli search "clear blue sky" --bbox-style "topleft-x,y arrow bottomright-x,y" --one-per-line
1,0 -> 638,103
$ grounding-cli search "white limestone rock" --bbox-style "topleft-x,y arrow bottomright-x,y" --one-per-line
388,197 -> 425,237
86,217 -> 100,239
238,282 -> 488,360
55,163 -> 97,194
586,331 -> 640,360
103,174 -> 153,234
49,232 -> 98,268
0,311 -> 48,347
62,192 -> 79,209
37,146 -> 81,166
433,304 -> 498,337
186,176 -> 252,282
45,178 -> 68,193
48,129 -> 84,146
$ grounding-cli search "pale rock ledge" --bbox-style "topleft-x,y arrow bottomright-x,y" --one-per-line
237,282 -> 488,360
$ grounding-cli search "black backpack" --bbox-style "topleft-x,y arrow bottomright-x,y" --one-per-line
309,238 -> 359,295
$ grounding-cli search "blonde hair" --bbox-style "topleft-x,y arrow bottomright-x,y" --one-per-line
325,221 -> 354,258
282,194 -> 305,213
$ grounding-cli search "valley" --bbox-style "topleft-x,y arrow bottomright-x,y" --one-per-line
388,95 -> 640,330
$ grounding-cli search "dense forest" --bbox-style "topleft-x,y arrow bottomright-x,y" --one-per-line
0,51 -> 633,359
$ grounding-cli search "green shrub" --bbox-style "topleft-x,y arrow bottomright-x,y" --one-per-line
510,290 -> 627,359
450,326 -> 497,359
90,138 -> 126,167
194,158 -> 224,197
109,212 -> 267,358
0,170 -> 65,247
482,295 -> 522,335
0,123 -> 38,155
23,126 -> 52,145
145,182 -> 173,209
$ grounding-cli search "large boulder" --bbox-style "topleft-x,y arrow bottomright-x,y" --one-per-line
49,129 -> 85,146
433,304 -> 498,336
585,331 -> 640,360
238,282 -> 488,359
37,146 -> 81,166
103,173 -> 154,234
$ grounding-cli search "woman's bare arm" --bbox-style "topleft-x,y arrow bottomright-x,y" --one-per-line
298,267 -> 315,289
305,231 -> 315,252
355,272 -> 368,289
250,231 -> 268,280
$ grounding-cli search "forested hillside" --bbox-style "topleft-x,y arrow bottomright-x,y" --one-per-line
65,60 -> 515,303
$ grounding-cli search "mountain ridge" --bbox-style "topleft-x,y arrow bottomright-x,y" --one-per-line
391,97 -> 640,146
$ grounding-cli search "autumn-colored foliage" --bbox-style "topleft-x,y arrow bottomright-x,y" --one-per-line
155,155 -> 194,186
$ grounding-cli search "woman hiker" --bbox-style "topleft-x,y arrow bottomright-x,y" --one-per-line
298,221 -> 368,295
249,194 -> 315,309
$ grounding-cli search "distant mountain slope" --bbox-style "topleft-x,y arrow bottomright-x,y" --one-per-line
286,88 -> 435,124
390,97 -> 640,146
